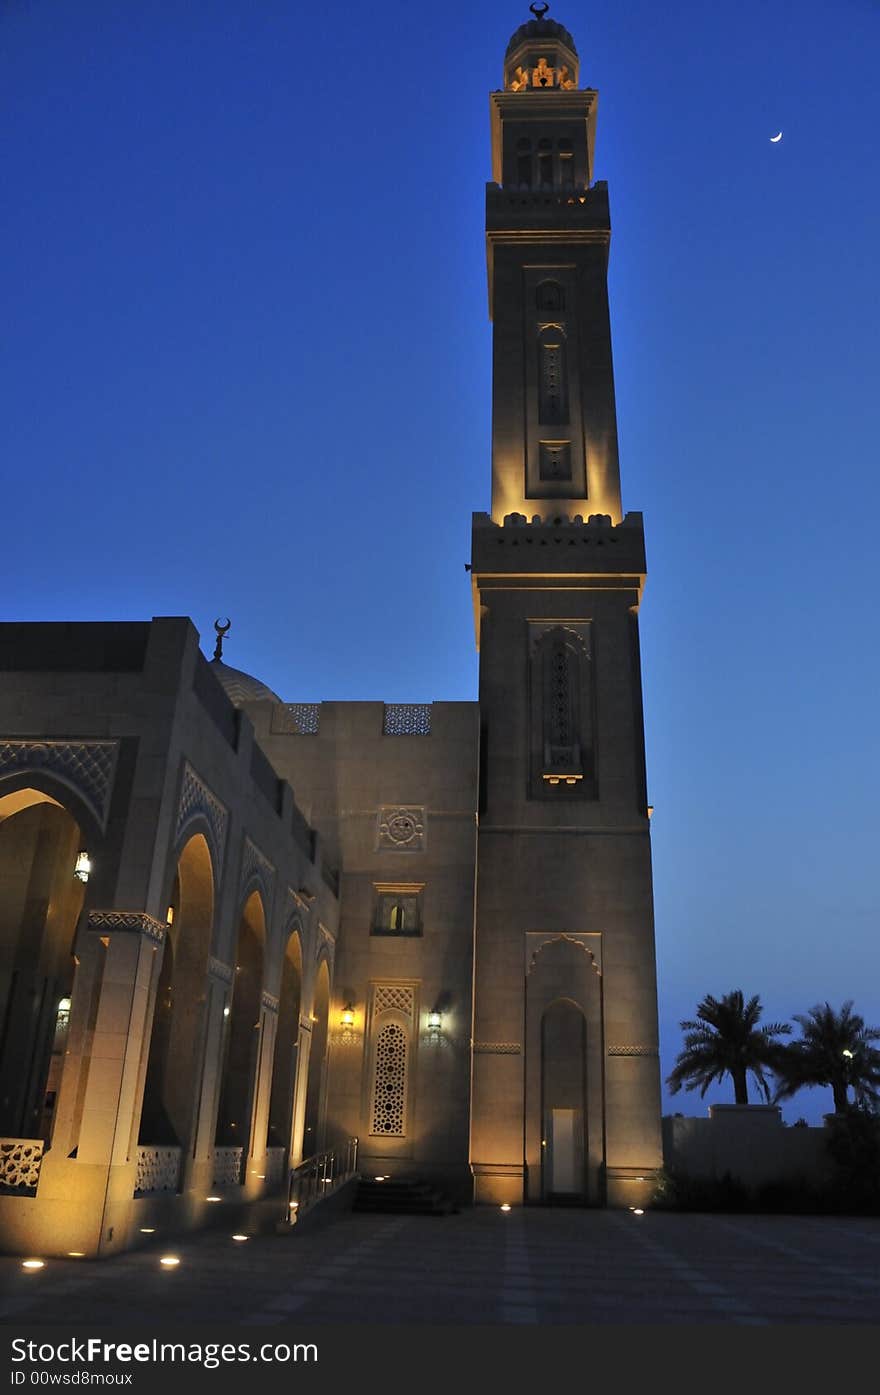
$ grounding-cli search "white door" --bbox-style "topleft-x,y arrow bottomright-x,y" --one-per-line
550,1108 -> 577,1192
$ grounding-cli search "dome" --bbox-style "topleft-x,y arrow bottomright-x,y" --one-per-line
211,661 -> 281,705
505,16 -> 578,60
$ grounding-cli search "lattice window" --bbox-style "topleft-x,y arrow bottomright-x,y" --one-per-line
272,703 -> 320,734
383,704 -> 432,736
370,1023 -> 408,1136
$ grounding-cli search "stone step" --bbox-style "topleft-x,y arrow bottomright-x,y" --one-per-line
353,1177 -> 458,1216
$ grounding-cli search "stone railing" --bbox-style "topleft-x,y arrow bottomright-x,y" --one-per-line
134,1146 -> 182,1196
0,1138 -> 44,1192
212,1146 -> 243,1188
264,1147 -> 286,1188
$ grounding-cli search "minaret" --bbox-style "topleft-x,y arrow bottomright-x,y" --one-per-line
469,8 -> 663,1208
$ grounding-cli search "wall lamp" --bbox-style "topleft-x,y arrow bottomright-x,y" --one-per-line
74,851 -> 92,883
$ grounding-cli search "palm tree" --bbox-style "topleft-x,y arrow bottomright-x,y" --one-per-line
773,1001 -> 880,1115
667,990 -> 790,1105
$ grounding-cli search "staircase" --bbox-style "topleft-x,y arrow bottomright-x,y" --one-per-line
353,1176 -> 458,1216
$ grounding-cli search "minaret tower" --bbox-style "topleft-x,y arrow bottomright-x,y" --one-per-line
469,7 -> 663,1208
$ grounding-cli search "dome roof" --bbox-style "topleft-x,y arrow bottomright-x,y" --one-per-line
211,661 -> 281,706
505,16 -> 577,59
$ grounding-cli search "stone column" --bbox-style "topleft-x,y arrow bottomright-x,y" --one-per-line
187,956 -> 234,1194
243,993 -> 278,1195
37,910 -> 165,1256
288,1019 -> 312,1167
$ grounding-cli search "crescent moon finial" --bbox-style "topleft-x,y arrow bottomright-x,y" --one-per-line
212,617 -> 231,662
530,3 -> 550,18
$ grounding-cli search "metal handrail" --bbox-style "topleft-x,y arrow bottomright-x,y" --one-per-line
283,1136 -> 358,1225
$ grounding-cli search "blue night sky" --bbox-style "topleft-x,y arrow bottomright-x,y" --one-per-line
2,1 -> 878,1123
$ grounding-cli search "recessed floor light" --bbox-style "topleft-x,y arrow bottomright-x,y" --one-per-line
159,1255 -> 180,1268
231,1234 -> 249,1242
205,1196 -> 222,1202
139,1228 -> 155,1234
22,1259 -> 44,1270
67,1252 -> 85,1258
500,1204 -> 511,1213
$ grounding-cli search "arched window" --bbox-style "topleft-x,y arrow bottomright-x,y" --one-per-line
537,280 -> 565,313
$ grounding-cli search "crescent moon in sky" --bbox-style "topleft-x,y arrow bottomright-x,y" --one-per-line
770,131 -> 783,143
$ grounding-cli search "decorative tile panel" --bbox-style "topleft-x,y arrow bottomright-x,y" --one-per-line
607,1045 -> 659,1058
473,1042 -> 522,1055
0,739 -> 119,829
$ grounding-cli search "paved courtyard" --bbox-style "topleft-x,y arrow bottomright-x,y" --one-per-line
1,1206 -> 878,1327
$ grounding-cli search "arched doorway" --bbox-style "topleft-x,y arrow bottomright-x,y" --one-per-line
0,790 -> 86,1143
139,833 -> 214,1148
303,957 -> 330,1157
524,935 -> 604,1205
215,890 -> 265,1160
268,927 -> 302,1150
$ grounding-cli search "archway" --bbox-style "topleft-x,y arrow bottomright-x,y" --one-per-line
0,790 -> 86,1143
139,833 -> 214,1148
215,890 -> 265,1157
303,957 -> 330,1157
268,927 -> 302,1149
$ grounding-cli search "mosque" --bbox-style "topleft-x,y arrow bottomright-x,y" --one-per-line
0,8 -> 663,1257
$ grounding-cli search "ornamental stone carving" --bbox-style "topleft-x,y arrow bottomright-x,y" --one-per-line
88,910 -> 166,943
175,763 -> 229,882
0,739 -> 119,829
606,1045 -> 659,1058
375,985 -> 415,1020
0,1138 -> 44,1190
377,806 -> 426,852
208,956 -> 233,985
473,1042 -> 522,1055
240,836 -> 275,910
261,992 -> 280,1014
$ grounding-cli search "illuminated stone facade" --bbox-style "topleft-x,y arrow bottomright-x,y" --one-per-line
0,12 -> 661,1256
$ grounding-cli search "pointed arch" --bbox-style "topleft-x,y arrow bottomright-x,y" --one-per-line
0,790 -> 85,1143
139,832 -> 215,1153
